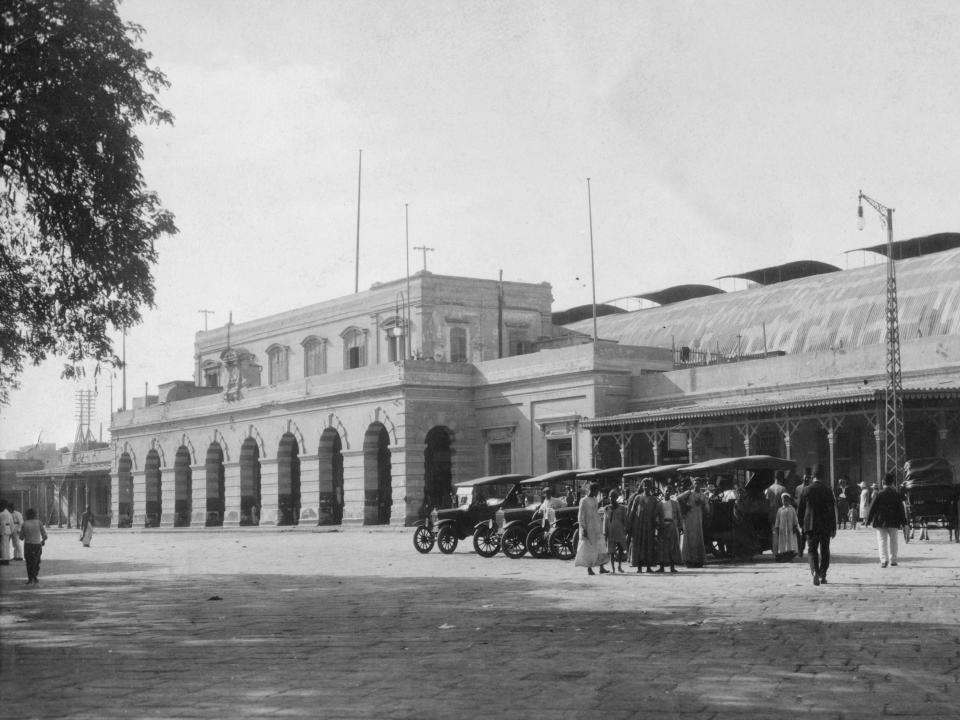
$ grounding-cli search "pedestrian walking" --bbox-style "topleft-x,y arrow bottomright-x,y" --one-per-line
602,489 -> 628,573
858,482 -> 872,528
19,508 -> 48,585
797,465 -> 837,586
80,507 -> 95,547
837,483 -> 849,530
865,472 -> 908,568
10,504 -> 24,560
794,468 -> 812,556
627,478 -> 658,573
765,471 -> 787,526
0,500 -> 13,565
655,488 -> 682,573
574,483 -> 610,575
772,494 -> 800,561
677,478 -> 709,568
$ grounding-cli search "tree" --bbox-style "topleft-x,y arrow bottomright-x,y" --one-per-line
0,0 -> 177,404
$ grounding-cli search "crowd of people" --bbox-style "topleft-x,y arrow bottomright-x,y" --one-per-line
569,463 -> 911,583
0,502 -> 97,585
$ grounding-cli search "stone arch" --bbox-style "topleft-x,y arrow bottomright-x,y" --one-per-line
148,438 -> 167,468
179,434 -> 197,465
363,422 -> 392,525
240,436 -> 262,525
326,413 -> 350,450
366,407 -> 397,445
277,432 -> 301,525
117,453 -> 134,528
173,446 -> 192,527
144,448 -> 162,527
212,429 -> 231,462
246,425 -> 267,459
205,442 -> 225,526
318,427 -> 344,525
423,426 -> 454,512
285,420 -> 306,454
119,442 -> 138,471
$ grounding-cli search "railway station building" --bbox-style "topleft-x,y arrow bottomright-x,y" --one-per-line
102,237 -> 960,528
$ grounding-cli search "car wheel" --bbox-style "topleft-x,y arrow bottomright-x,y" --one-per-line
472,526 -> 501,557
549,526 -> 576,561
437,526 -> 458,554
412,526 -> 434,554
501,526 -> 527,559
526,526 -> 551,559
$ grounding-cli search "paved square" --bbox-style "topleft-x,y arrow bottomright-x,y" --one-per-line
1,527 -> 958,719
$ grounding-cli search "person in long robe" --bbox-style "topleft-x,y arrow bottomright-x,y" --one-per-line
628,479 -> 658,573
678,478 -> 709,568
656,488 -> 682,572
772,493 -> 801,561
80,507 -> 94,547
603,489 -> 628,573
574,483 -> 609,575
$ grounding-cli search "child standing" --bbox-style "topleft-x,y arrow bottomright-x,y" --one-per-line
19,508 -> 48,585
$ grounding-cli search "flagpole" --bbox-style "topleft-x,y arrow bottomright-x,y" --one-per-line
355,149 -> 362,294
587,178 -> 598,349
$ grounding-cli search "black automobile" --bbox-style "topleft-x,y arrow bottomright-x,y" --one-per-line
411,474 -> 530,554
475,469 -> 584,559
546,466 -> 653,560
902,457 -> 958,542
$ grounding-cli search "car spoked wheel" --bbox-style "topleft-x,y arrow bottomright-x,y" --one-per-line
526,526 -> 551,559
501,526 -> 527,559
549,526 -> 576,561
437,526 -> 458,554
412,526 -> 435,554
472,526 -> 501,557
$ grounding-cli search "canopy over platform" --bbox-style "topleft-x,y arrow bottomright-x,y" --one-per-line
847,232 -> 960,260
718,260 -> 840,285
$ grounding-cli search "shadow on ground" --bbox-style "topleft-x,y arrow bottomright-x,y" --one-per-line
2,573 -> 958,719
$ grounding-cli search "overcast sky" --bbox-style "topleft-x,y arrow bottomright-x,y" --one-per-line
3,0 -> 960,453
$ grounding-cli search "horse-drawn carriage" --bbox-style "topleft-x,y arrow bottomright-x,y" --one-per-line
679,455 -> 796,560
902,458 -> 959,542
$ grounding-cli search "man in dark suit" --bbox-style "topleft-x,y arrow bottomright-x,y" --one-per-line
797,464 -> 837,586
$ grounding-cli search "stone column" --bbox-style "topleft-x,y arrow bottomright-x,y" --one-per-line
191,463 -> 208,527
109,470 -> 120,528
389,445 -> 410,527
159,467 -> 177,528
222,461 -> 242,527
298,454 -> 320,526
341,448 -> 366,526
258,458 -> 280,526
132,470 -> 147,527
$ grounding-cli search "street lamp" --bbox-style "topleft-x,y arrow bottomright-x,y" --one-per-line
857,190 -> 905,484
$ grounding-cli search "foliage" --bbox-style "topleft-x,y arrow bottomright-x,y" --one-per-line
0,0 -> 176,404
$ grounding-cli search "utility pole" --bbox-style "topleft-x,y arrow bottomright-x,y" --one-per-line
858,190 -> 905,483
413,245 -> 435,271
198,309 -> 214,331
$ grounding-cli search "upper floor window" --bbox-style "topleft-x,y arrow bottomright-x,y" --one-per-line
302,336 -> 327,377
450,327 -> 468,363
508,329 -> 530,357
342,327 -> 367,369
202,364 -> 220,388
266,344 -> 289,384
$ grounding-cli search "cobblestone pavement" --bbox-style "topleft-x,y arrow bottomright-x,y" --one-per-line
1,525 -> 958,719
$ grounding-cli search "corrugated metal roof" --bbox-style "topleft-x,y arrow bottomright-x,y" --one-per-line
582,373 -> 960,428
565,248 -> 960,357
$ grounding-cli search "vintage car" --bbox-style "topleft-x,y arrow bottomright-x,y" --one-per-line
475,469 -> 585,559
679,455 -> 796,560
546,465 -> 654,560
411,474 -> 530,554
902,457 -> 959,542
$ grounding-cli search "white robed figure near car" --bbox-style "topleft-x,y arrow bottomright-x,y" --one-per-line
574,482 -> 610,574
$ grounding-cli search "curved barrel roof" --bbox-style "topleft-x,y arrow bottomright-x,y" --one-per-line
564,247 -> 960,356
